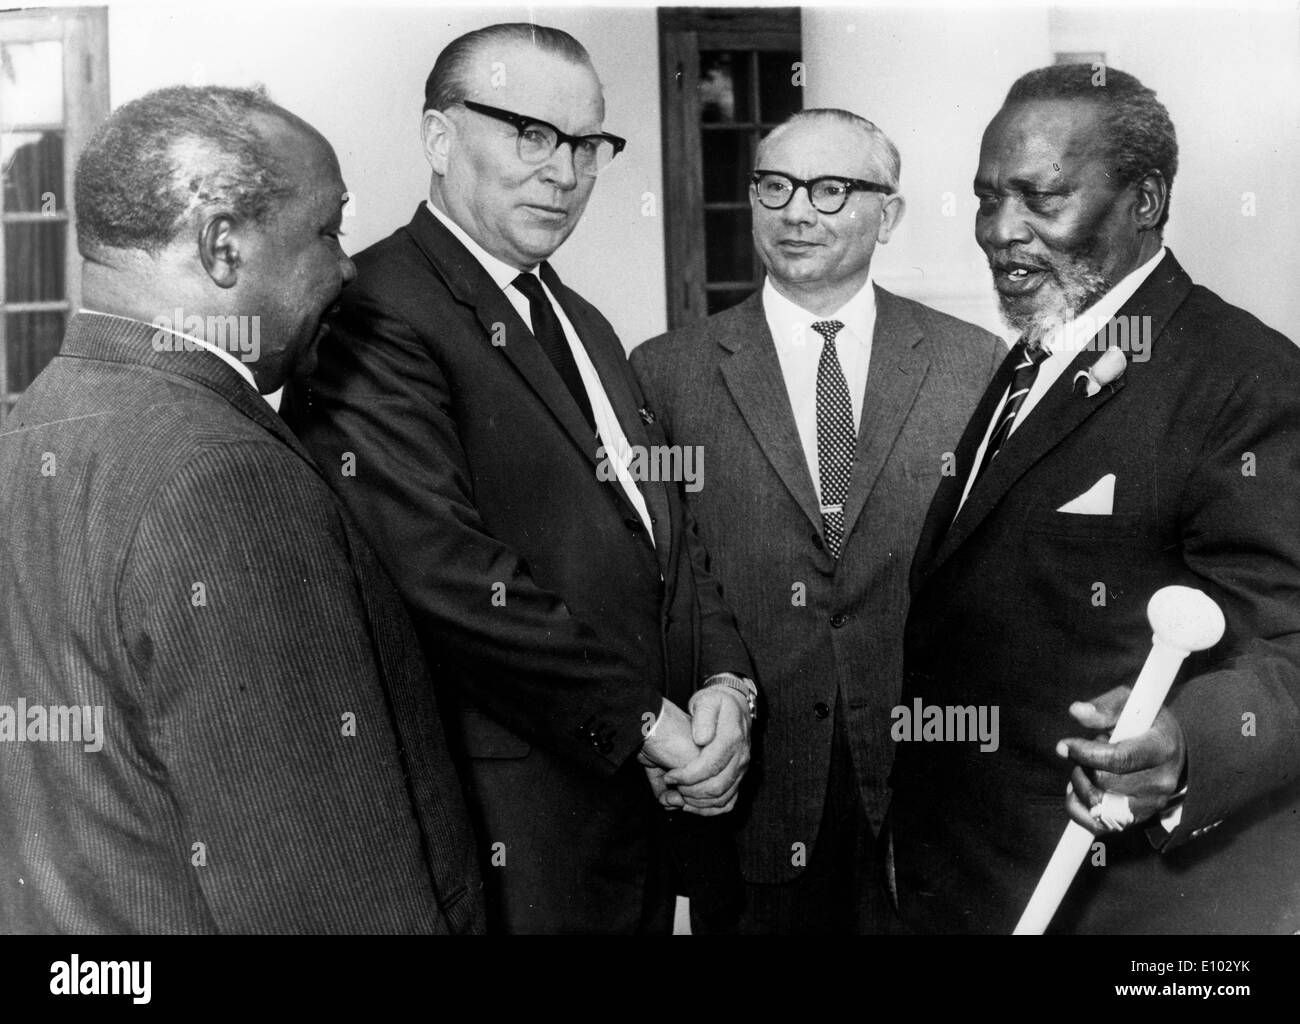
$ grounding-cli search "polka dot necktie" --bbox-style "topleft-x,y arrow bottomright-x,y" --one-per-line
971,340 -> 1050,486
812,320 -> 854,558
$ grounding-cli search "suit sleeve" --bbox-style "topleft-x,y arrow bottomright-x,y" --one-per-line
630,340 -> 754,689
284,285 -> 664,775
684,501 -> 756,685
117,443 -> 451,934
1160,358 -> 1300,849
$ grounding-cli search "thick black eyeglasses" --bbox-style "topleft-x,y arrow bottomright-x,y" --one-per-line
461,100 -> 627,177
751,170 -> 893,214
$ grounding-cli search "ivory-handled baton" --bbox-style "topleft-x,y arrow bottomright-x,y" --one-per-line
1012,585 -> 1225,935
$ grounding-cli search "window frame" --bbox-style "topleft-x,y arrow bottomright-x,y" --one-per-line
658,7 -> 801,330
0,5 -> 109,420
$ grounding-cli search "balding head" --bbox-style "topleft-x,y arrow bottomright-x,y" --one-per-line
75,85 -> 320,261
758,108 -> 901,193
75,85 -> 354,393
750,108 -> 906,315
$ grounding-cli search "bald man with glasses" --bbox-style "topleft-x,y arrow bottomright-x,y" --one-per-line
283,23 -> 755,935
631,109 -> 1004,933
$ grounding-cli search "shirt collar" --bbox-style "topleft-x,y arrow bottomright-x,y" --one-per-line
77,308 -> 260,392
1041,246 -> 1167,358
762,269 -> 876,351
425,199 -> 536,291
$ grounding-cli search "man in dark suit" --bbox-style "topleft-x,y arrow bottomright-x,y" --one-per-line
0,86 -> 482,933
631,109 -> 1004,933
891,64 -> 1300,933
282,23 -> 755,934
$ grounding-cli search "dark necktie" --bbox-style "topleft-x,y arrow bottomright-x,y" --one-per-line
513,271 -> 596,433
812,319 -> 854,558
971,341 -> 1050,485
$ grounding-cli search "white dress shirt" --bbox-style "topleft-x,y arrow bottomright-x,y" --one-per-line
426,201 -> 654,544
761,272 -> 876,504
955,247 -> 1167,515
79,308 -> 260,392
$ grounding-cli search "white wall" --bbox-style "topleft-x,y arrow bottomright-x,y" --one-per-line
804,6 -> 1051,336
100,2 -> 1299,348
803,3 -> 1300,342
1048,5 -> 1300,340
106,3 -> 668,348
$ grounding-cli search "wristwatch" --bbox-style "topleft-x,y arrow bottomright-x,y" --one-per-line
700,672 -> 758,722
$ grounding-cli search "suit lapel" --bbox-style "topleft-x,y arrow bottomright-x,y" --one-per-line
931,346 -> 1125,569
919,250 -> 1195,581
405,206 -> 602,467
839,287 -> 930,548
911,344 -> 1020,586
719,293 -> 825,537
543,263 -> 676,575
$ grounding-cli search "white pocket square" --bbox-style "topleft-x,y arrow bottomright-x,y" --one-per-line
1057,473 -> 1115,515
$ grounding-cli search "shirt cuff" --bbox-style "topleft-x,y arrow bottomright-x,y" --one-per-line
644,697 -> 669,740
1159,785 -> 1189,832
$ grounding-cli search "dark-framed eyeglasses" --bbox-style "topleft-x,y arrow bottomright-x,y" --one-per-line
751,170 -> 893,214
460,100 -> 627,177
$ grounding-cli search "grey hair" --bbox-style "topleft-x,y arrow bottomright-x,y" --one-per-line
758,108 -> 902,192
75,84 -> 304,257
1004,63 -> 1178,228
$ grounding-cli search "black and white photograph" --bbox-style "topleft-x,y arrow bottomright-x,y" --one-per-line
0,0 -> 1296,1005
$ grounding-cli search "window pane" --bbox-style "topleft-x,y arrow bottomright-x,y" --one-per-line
704,208 -> 753,283
757,51 -> 802,124
2,130 -> 64,212
699,51 -> 752,124
0,41 -> 64,125
5,310 -> 66,393
702,130 -> 752,204
4,222 -> 66,302
706,288 -> 754,315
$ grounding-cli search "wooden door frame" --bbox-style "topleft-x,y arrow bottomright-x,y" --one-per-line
658,7 -> 800,331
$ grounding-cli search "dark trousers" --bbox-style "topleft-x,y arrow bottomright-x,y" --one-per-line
735,692 -> 890,934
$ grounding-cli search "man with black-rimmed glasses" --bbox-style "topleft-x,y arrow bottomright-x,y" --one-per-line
283,22 -> 756,935
631,108 -> 1003,932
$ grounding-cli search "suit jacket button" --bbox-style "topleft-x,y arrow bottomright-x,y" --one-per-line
814,702 -> 830,719
830,612 -> 848,628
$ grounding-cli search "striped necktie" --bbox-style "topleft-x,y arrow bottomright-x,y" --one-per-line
972,341 -> 1050,485
812,319 -> 854,558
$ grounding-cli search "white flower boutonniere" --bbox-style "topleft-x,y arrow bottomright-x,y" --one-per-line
1072,346 -> 1128,397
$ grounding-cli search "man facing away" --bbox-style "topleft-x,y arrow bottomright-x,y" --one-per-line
283,23 -> 757,934
0,85 -> 483,933
631,109 -> 1005,933
892,64 -> 1300,933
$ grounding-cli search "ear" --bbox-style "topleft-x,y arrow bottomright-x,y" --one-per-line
876,193 -> 906,245
421,109 -> 454,175
1132,170 -> 1168,231
198,213 -> 240,289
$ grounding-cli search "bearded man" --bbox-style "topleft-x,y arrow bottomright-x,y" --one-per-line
888,63 -> 1300,934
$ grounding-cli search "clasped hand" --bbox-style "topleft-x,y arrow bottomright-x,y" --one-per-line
637,687 -> 751,816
